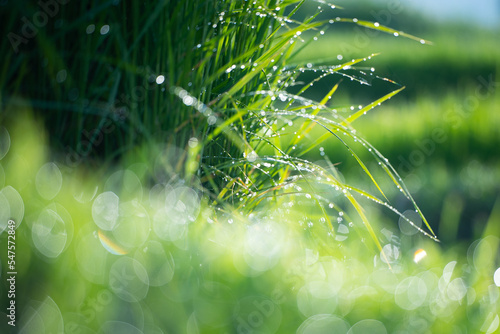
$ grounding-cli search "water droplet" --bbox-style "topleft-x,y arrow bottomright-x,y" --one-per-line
188,137 -> 198,148
156,75 -> 165,84
56,70 -> 67,83
86,24 -> 95,34
100,25 -> 110,35
247,151 -> 258,162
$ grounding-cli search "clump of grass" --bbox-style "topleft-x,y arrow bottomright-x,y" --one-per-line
1,0 -> 438,248
5,0 -> 488,333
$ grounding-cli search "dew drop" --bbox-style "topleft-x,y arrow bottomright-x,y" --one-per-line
156,75 -> 165,84
86,24 -> 95,34
100,25 -> 110,35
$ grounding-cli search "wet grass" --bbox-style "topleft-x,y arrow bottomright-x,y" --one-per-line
1,0 -> 499,333
1,0 -> 440,244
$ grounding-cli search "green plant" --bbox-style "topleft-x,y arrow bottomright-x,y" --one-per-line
1,0 -> 438,248
11,1 -> 497,333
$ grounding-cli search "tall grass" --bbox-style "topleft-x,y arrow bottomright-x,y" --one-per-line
4,0 -> 496,333
1,0 -> 438,245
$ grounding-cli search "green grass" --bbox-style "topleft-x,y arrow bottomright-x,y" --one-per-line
2,0 -> 433,243
284,21 -> 500,242
1,0 -> 499,333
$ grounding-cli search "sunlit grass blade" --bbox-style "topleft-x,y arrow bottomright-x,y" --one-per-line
336,18 -> 433,44
344,191 -> 391,268
344,86 -> 405,124
320,81 -> 341,106
314,120 -> 388,200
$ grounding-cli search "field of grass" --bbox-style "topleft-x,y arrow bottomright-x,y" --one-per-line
1,0 -> 500,333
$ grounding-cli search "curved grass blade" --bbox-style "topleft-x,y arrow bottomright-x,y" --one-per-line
336,18 -> 433,45
344,86 -> 405,124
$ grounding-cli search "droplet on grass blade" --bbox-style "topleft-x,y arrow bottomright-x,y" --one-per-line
155,75 -> 165,84
100,25 -> 110,35
188,137 -> 198,148
335,224 -> 349,241
399,210 -> 422,236
86,24 -> 95,34
56,70 -> 67,83
246,151 -> 258,162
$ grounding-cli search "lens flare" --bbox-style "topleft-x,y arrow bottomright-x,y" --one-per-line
413,248 -> 427,263
98,229 -> 128,255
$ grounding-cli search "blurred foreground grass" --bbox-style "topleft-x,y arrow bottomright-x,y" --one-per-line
1,0 -> 500,333
1,109 -> 499,333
